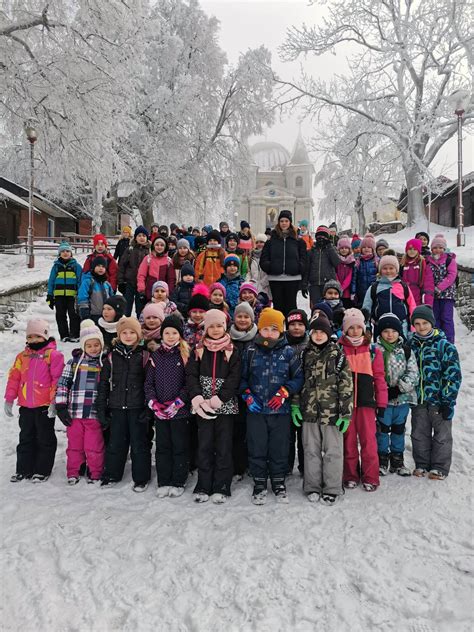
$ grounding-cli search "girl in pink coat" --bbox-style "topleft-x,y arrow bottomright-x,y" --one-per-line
336,237 -> 356,308
426,234 -> 457,343
400,238 -> 434,306
4,318 -> 64,483
137,236 -> 175,301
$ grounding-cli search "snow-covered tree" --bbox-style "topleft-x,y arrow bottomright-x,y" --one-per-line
278,0 -> 473,225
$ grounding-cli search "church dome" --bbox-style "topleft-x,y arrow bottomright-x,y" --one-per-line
250,141 -> 290,171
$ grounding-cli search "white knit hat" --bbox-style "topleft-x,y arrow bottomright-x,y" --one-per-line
256,233 -> 268,243
80,319 -> 104,351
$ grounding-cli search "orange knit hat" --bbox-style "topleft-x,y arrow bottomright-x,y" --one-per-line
258,308 -> 285,334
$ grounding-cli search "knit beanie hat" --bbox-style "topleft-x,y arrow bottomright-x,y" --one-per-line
323,279 -> 342,297
379,254 -> 400,273
234,302 -> 255,322
181,261 -> 195,278
26,318 -> 49,340
116,316 -> 142,343
134,225 -> 149,238
80,319 -> 104,351
315,225 -> 330,238
153,236 -> 168,252
256,233 -> 268,243
361,233 -> 376,251
258,308 -> 285,333
188,283 -> 210,312
239,282 -> 258,297
376,238 -> 389,251
209,282 -> 226,298
219,221 -> 229,230
337,237 -> 351,250
342,308 -> 366,334
142,302 -> 166,321
309,312 -> 332,338
240,220 -> 250,230
58,241 -> 72,254
224,254 -> 240,270
286,309 -> 309,329
278,210 -> 293,223
151,280 -> 169,297
121,226 -> 132,235
177,238 -> 190,249
299,219 -> 309,227
203,224 -> 213,234
352,238 -> 361,249
206,229 -> 221,244
203,309 -> 227,333
351,233 -> 360,244
225,232 -> 239,245
405,238 -> 422,254
103,295 -> 126,321
93,233 -> 108,248
161,314 -> 184,338
92,255 -> 107,270
415,231 -> 430,244
312,302 -> 334,322
431,233 -> 447,249
411,305 -> 436,327
377,312 -> 403,336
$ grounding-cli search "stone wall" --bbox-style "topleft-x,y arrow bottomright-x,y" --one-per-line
0,281 -> 47,330
456,264 -> 474,331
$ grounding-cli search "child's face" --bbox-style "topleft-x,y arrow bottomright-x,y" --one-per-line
102,305 -> 116,322
162,328 -> 180,346
178,246 -> 189,257
255,240 -> 265,251
84,339 -> 102,356
288,321 -> 306,337
338,247 -> 350,256
119,328 -> 139,346
225,263 -> 239,276
353,246 -> 361,255
26,334 -> 46,344
234,312 -> 252,331
347,324 -> 364,337
144,315 -> 161,329
153,288 -> 167,302
190,309 -> 205,324
154,240 -> 166,254
380,264 -> 398,277
414,318 -> 433,336
431,245 -> 445,256
240,290 -> 255,303
241,227 -> 250,235
376,246 -> 387,258
406,246 -> 418,258
207,323 -> 226,339
211,290 -> 224,304
227,239 -> 238,250
418,235 -> 429,247
151,226 -> 159,234
95,242 -> 106,253
260,325 -> 280,340
60,250 -> 72,261
192,229 -> 200,236
310,329 -> 328,345
324,288 -> 340,300
207,239 -> 219,247
182,274 -> 194,284
122,229 -> 130,238
381,328 -> 399,344
136,233 -> 147,245
361,247 -> 373,256
279,218 -> 290,231
94,264 -> 106,275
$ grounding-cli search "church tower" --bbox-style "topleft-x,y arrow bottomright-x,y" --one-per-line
284,130 -> 315,230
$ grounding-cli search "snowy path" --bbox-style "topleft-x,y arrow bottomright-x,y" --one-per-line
1,297 -> 473,632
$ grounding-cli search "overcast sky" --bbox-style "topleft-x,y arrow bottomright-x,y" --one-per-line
202,0 -> 473,188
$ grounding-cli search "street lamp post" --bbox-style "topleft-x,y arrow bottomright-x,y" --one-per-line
25,123 -> 38,268
333,196 -> 337,225
449,89 -> 470,247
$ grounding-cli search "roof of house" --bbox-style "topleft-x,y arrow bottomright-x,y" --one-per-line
0,176 -> 77,220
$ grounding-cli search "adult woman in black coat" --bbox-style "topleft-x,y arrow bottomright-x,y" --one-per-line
259,210 -> 307,316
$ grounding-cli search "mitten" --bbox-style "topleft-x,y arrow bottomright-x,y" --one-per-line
56,406 -> 72,427
301,287 -> 309,299
47,402 -> 56,419
4,401 -> 14,418
267,387 -> 289,411
242,389 -> 262,413
209,395 -> 223,410
336,417 -> 351,433
46,295 -> 55,310
191,395 -> 205,412
387,385 -> 400,400
195,403 -> 217,419
163,398 -> 185,419
291,404 -> 303,427
138,293 -> 147,304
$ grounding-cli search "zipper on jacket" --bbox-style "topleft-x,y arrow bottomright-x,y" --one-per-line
283,238 -> 286,274
212,351 -> 217,395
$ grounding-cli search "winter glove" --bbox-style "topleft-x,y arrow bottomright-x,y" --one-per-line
79,308 -> 90,320
267,386 -> 289,411
46,294 -> 55,310
4,401 -> 14,418
242,389 -> 263,413
376,408 -> 386,420
163,398 -> 185,419
47,403 -> 56,419
118,283 -> 127,295
138,293 -> 147,304
291,404 -> 303,428
148,399 -> 168,420
301,286 -> 308,299
191,395 -> 205,412
209,395 -> 223,410
440,404 -> 453,421
56,405 -> 72,427
387,386 -> 400,400
336,416 -> 351,433
138,408 -> 153,424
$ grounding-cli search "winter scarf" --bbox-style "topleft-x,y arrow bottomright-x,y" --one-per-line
142,324 -> 162,341
286,332 -> 308,347
378,337 -> 398,375
98,318 -> 118,334
346,335 -> 364,347
230,324 -> 258,342
338,252 -> 355,265
200,333 -> 233,355
254,333 -> 283,350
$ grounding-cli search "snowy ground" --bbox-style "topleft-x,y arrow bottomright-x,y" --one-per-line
1,294 -> 473,631
0,251 -> 87,293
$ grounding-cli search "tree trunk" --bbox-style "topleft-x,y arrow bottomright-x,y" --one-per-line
354,191 -> 367,234
91,181 -> 105,233
405,166 -> 426,227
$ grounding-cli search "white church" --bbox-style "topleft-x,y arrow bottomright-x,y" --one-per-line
233,133 -> 315,234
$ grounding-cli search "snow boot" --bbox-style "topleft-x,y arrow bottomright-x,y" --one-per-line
194,492 -> 209,503
362,482 -> 377,492
321,493 -> 339,506
307,492 -> 320,503
132,482 -> 149,493
252,478 -> 268,505
67,477 -> 80,486
378,453 -> 389,476
272,478 -> 289,504
413,468 -> 427,477
31,474 -> 49,483
156,485 -> 171,498
428,469 -> 447,480
390,453 -> 411,477
211,493 -> 227,504
10,473 -> 30,483
168,486 -> 185,498
343,480 -> 358,489
100,478 -> 117,487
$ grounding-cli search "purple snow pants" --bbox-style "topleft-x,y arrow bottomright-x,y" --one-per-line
66,418 -> 105,479
432,298 -> 455,343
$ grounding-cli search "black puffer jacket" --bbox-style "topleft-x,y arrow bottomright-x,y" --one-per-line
97,343 -> 147,411
260,229 -> 307,277
304,242 -> 340,286
118,241 -> 150,287
171,281 -> 194,317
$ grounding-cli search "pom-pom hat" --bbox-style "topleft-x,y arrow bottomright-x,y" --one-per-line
361,233 -> 376,251
342,308 -> 366,334
431,233 -> 447,249
80,319 -> 104,351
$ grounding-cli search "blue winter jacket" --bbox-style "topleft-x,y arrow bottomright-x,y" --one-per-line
240,335 -> 303,415
351,255 -> 379,303
78,272 -> 114,316
219,274 -> 244,317
409,329 -> 462,419
47,258 -> 82,298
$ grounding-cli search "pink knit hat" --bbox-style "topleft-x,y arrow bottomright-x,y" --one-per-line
26,318 -> 49,339
209,282 -> 226,298
239,282 -> 258,297
203,308 -> 227,333
405,238 -> 422,254
360,233 -> 376,251
337,237 -> 351,250
342,308 -> 366,334
142,302 -> 166,320
431,233 -> 447,249
379,254 -> 400,273
151,280 -> 169,296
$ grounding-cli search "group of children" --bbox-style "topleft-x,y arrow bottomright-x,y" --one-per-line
4,223 -> 463,506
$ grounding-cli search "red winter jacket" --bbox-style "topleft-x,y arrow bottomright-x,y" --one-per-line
339,335 -> 388,410
82,251 -> 118,291
137,253 -> 176,299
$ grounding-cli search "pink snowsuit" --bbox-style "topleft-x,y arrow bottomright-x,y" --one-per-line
401,256 -> 434,306
336,257 -> 355,299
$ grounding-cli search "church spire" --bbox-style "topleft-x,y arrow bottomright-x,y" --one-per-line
288,129 -> 310,165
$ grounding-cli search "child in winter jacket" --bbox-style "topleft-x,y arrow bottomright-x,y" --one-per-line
78,256 -> 115,322
4,319 -> 65,482
145,315 -> 191,497
171,261 -> 195,317
141,302 -> 165,353
415,231 -> 431,257
209,282 -> 230,316
225,232 -> 249,278
362,253 -> 416,338
55,320 -> 106,484
117,226 -> 151,317
136,236 -> 175,302
374,313 -> 419,477
46,241 -> 82,342
82,234 -> 118,291
409,305 -> 462,479
98,317 -> 152,491
238,282 -> 269,324
113,226 -> 132,262
240,308 -> 303,504
147,280 -> 177,316
426,234 -> 457,343
219,255 -> 244,317
351,233 -> 379,306
295,312 -> 353,504
172,239 -> 195,284
336,237 -> 356,309
186,309 -> 241,503
183,285 -> 209,349
339,309 -> 388,491
98,295 -> 127,351
321,280 -> 345,334
249,233 -> 271,298
298,219 -> 314,251
400,238 -> 434,307
195,230 -> 226,286
302,225 -> 340,308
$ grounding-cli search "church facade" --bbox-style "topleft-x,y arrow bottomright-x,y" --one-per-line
233,134 -> 315,234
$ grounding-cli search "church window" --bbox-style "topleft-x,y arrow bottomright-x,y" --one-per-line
295,176 -> 303,187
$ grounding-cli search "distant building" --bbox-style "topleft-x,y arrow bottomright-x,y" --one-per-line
233,133 -> 315,234
423,172 -> 473,227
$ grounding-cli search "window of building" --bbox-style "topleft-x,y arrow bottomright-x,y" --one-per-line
295,176 -> 303,187
47,217 -> 55,238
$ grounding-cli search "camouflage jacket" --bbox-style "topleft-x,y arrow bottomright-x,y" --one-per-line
298,341 -> 353,425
